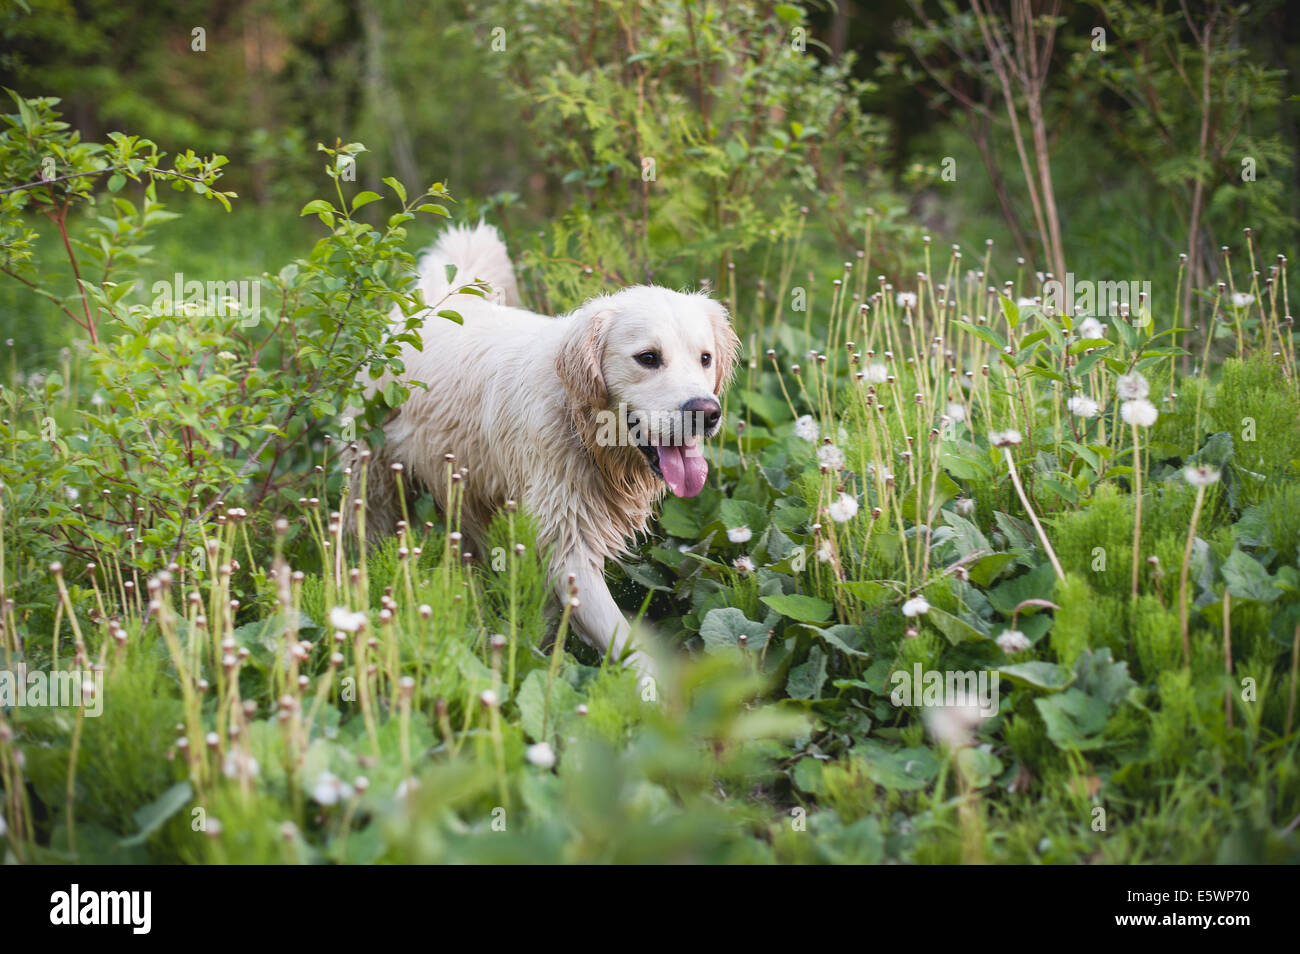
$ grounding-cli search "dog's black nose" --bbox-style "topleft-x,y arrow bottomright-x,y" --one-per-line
682,396 -> 721,434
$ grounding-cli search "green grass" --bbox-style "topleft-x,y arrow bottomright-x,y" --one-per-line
2,201 -> 1300,865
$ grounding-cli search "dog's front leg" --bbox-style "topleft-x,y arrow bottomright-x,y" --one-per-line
560,560 -> 659,684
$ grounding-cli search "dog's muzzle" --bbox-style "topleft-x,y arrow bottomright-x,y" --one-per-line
628,397 -> 720,498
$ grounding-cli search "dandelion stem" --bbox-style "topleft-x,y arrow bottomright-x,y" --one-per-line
1130,421 -> 1144,597
1002,447 -> 1064,581
1178,483 -> 1206,668
1222,589 -> 1233,731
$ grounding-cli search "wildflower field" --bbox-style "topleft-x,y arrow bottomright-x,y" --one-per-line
2,0 -> 1299,866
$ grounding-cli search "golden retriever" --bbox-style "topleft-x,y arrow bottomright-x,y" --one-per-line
348,224 -> 739,678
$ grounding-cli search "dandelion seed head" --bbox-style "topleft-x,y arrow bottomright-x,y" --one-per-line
817,443 -> 846,471
526,742 -> 556,769
827,493 -> 859,523
902,596 -> 930,617
1077,317 -> 1105,339
1067,394 -> 1099,418
727,525 -> 753,543
1116,371 -> 1149,401
1183,464 -> 1221,487
793,415 -> 819,442
1121,398 -> 1158,427
996,630 -> 1031,653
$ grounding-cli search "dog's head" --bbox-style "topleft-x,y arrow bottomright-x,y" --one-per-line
557,286 -> 739,498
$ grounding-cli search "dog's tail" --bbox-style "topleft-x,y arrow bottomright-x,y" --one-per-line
416,221 -> 520,308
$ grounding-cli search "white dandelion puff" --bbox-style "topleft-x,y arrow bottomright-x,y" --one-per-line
727,525 -> 753,543
902,596 -> 931,617
1121,399 -> 1158,427
817,443 -> 846,471
827,493 -> 859,523
329,606 -> 367,633
1183,464 -> 1221,487
924,702 -> 987,749
1067,394 -> 1099,418
1076,317 -> 1105,339
1116,371 -> 1149,401
793,415 -> 819,442
223,749 -> 261,780
526,742 -> 556,769
996,630 -> 1031,653
311,772 -> 354,806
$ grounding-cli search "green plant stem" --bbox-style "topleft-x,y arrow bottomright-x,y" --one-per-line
1002,447 -> 1064,580
1178,484 -> 1206,668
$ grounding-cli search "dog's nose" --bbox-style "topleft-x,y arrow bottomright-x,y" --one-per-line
682,396 -> 721,434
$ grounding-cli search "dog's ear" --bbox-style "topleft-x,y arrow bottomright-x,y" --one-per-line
708,301 -> 741,396
557,306 -> 609,408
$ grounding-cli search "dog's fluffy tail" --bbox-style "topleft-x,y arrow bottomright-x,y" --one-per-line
416,221 -> 520,307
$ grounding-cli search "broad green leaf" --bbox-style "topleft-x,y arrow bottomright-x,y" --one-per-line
997,661 -> 1074,691
956,319 -> 1006,350
761,593 -> 833,624
988,562 -> 1057,615
804,623 -> 871,658
700,607 -> 770,654
852,741 -> 940,791
1220,548 -> 1279,603
119,781 -> 193,847
720,498 -> 769,535
786,646 -> 828,699
516,669 -> 581,742
299,198 -> 333,216
382,176 -> 407,204
1035,689 -> 1110,751
926,606 -> 988,644
998,293 -> 1021,329
1071,648 -> 1136,707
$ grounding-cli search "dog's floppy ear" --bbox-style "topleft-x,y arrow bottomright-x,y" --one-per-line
708,301 -> 741,396
557,305 -> 609,409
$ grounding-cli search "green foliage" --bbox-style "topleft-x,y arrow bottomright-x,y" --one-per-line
0,95 -> 475,583
2,3 -> 1300,867
477,0 -> 890,302
1208,356 -> 1300,505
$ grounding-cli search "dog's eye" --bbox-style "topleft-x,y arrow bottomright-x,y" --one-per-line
634,350 -> 661,369
701,352 -> 712,368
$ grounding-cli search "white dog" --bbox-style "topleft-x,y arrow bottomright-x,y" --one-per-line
348,223 -> 738,675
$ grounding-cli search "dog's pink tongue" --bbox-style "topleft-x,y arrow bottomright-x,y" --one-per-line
657,439 -> 708,497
